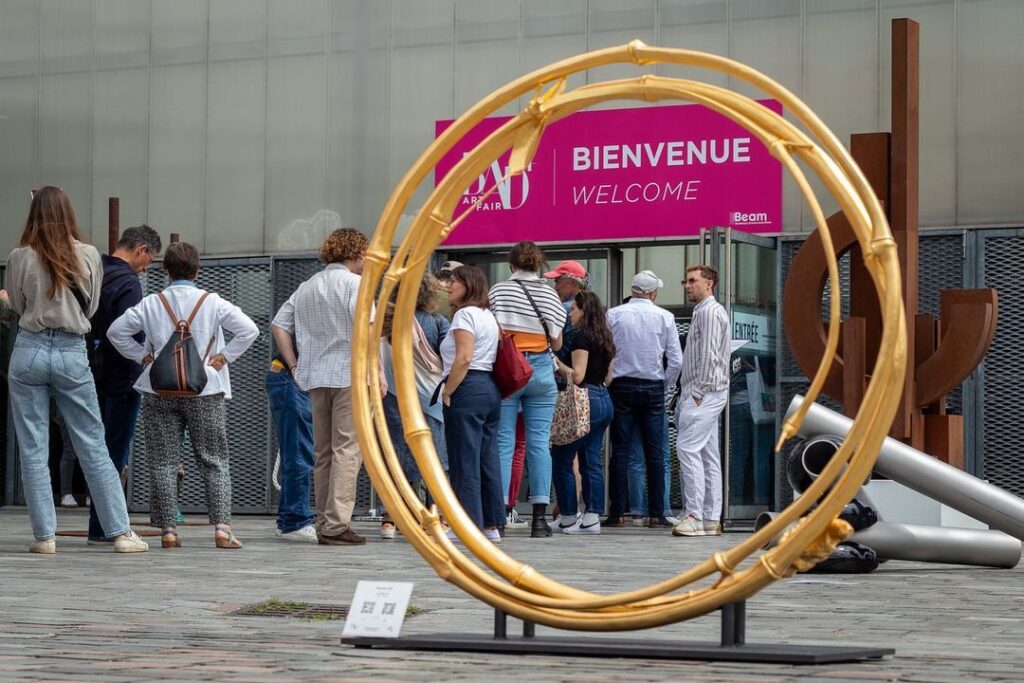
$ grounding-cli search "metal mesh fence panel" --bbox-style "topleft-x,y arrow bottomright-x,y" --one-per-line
128,259 -> 273,514
980,233 -> 1024,496
917,233 -> 967,414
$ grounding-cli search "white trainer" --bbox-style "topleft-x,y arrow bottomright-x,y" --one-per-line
555,514 -> 581,533
278,525 -> 318,543
703,520 -> 723,536
30,538 -> 56,554
59,494 -> 78,508
113,530 -> 150,553
672,515 -> 706,537
630,516 -> 647,527
379,523 -> 397,540
565,512 -> 601,535
484,528 -> 502,544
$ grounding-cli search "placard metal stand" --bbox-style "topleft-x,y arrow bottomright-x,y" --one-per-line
345,600 -> 895,665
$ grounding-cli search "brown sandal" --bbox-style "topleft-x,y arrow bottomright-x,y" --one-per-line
214,524 -> 242,549
161,529 -> 181,549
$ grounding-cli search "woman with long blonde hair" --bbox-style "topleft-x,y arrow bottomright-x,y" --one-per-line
6,187 -> 148,554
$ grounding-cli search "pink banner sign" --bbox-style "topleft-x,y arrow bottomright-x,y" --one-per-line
435,100 -> 782,246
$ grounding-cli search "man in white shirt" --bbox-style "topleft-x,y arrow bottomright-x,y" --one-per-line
672,265 -> 731,538
271,228 -> 385,546
606,270 -> 683,527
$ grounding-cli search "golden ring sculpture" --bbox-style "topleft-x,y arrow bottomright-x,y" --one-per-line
351,41 -> 907,631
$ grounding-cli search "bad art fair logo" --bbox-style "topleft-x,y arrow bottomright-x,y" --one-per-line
462,159 -> 532,212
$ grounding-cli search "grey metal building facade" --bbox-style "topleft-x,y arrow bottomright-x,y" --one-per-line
2,1 -> 1024,515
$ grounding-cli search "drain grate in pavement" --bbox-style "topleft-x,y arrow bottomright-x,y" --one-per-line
231,599 -> 349,620
231,599 -> 426,621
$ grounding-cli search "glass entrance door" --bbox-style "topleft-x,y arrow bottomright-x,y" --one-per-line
709,227 -> 778,522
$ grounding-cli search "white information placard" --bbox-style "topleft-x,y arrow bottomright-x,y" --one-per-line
342,581 -> 414,639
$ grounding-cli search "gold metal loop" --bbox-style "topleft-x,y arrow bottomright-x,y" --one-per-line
350,43 -> 906,631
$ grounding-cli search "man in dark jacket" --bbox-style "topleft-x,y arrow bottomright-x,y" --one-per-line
87,224 -> 162,543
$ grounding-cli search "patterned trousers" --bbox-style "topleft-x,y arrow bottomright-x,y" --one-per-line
142,393 -> 232,528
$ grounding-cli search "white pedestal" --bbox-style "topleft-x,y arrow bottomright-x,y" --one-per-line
858,479 -> 988,529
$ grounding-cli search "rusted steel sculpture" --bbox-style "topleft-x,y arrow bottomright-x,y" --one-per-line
783,19 -> 996,467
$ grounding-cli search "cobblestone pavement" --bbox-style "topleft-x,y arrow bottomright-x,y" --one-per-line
1,507 -> 1022,682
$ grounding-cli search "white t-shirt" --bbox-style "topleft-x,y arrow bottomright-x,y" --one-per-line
440,306 -> 499,374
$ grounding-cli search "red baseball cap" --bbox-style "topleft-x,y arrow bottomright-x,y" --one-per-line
543,260 -> 587,279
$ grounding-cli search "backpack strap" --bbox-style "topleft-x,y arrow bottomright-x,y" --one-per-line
186,291 -> 212,327
156,291 -> 182,327
187,292 -> 215,360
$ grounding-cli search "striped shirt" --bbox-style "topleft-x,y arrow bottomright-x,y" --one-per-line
680,295 -> 731,399
272,263 -> 363,391
488,271 -> 567,352
607,298 -> 683,385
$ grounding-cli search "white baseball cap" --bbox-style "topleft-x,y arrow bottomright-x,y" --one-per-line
631,270 -> 664,293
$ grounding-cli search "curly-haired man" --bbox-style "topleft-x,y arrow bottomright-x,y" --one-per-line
271,228 -> 386,545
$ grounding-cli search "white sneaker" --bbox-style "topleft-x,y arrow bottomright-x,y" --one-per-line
672,515 -> 706,537
60,494 -> 78,508
484,528 -> 501,544
278,525 -> 318,543
113,530 -> 150,553
555,514 -> 580,533
703,520 -> 723,536
664,516 -> 680,527
630,516 -> 647,527
30,538 -> 56,554
565,512 -> 601,536
380,522 -> 397,540
506,509 -> 527,526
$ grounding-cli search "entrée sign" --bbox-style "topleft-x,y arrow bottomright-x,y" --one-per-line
435,100 -> 782,246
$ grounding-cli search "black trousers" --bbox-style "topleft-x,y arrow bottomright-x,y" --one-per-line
608,377 -> 667,519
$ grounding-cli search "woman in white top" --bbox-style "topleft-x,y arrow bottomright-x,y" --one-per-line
438,266 -> 503,541
5,186 -> 148,554
108,242 -> 259,549
487,241 -> 566,538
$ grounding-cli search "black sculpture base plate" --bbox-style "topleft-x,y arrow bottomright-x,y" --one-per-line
344,634 -> 894,665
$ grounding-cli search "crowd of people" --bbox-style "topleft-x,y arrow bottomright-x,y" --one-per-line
266,234 -> 733,543
2,187 -> 732,554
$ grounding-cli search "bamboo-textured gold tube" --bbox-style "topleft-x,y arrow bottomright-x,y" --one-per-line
349,41 -> 905,631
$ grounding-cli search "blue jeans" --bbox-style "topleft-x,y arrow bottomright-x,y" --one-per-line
551,384 -> 613,515
266,369 -> 316,534
498,352 -> 557,505
9,330 -> 130,541
444,371 -> 504,528
88,391 -> 141,540
628,411 -> 673,517
608,377 -> 666,519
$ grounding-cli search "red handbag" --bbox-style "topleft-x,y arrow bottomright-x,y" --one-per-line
492,330 -> 533,398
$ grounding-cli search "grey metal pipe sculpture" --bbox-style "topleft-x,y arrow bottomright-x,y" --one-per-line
853,522 -> 1021,568
754,512 -> 1022,568
787,395 -> 1024,541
